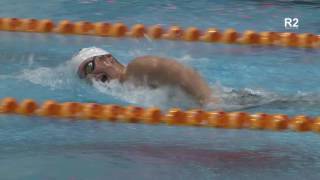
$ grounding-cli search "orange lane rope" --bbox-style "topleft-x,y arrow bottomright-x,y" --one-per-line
1,97 -> 319,133
0,17 -> 319,48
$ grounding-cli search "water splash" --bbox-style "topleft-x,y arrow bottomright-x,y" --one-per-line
15,63 -> 320,113
12,49 -> 320,113
19,64 -> 75,90
92,79 -> 199,110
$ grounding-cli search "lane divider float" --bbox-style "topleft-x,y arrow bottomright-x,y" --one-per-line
0,17 -> 319,48
1,97 -> 320,133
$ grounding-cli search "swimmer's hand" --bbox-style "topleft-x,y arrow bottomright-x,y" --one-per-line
121,56 -> 215,106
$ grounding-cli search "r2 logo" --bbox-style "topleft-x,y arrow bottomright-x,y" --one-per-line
284,18 -> 299,29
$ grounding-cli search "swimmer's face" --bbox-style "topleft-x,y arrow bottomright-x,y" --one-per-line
77,54 -> 125,83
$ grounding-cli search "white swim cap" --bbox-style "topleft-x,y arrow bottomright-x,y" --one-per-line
70,47 -> 111,72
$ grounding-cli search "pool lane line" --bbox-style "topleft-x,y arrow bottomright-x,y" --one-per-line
0,97 -> 319,133
0,18 -> 319,49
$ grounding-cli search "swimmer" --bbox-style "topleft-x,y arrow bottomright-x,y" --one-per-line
73,47 -> 216,106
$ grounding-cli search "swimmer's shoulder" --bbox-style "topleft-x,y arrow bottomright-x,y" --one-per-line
125,55 -> 182,80
128,56 -> 166,70
130,55 -> 184,69
131,55 -> 178,63
125,56 -> 159,77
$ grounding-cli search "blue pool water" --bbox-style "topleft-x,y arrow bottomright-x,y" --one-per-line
0,0 -> 320,179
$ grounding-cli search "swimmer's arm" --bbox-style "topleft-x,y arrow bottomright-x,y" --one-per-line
122,56 -> 215,105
